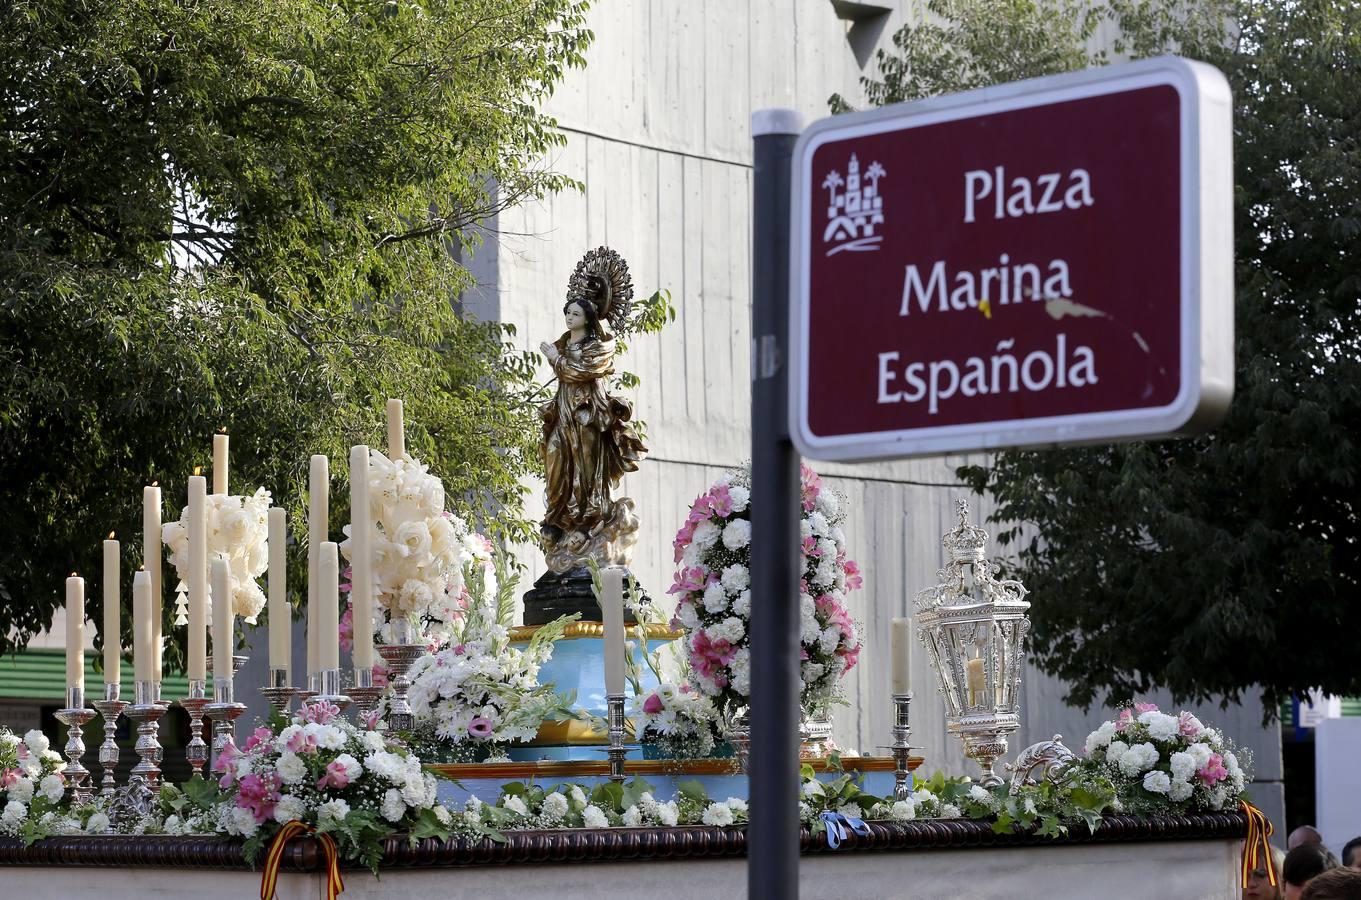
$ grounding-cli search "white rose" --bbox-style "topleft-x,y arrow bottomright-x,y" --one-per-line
582,805 -> 609,828
394,520 -> 433,560
722,520 -> 752,551
701,802 -> 734,826
218,507 -> 251,547
503,795 -> 528,816
1142,771 -> 1171,794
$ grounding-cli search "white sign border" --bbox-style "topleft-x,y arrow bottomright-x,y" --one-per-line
789,56 -> 1234,462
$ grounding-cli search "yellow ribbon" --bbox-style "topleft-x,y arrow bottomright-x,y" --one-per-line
260,819 -> 345,900
1240,800 -> 1277,889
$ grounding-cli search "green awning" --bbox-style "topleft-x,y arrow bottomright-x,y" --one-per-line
0,649 -> 189,702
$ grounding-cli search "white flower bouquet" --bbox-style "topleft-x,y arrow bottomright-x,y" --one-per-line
165,699 -> 451,871
0,727 -> 76,842
630,682 -> 718,758
163,487 -> 271,623
1081,702 -> 1249,812
403,553 -> 576,758
669,464 -> 863,719
340,450 -> 474,632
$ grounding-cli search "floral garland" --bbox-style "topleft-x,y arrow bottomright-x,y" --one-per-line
669,465 -> 863,719
0,728 -> 76,842
163,487 -> 272,623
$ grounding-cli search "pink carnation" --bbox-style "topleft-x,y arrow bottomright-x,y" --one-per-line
1178,712 -> 1204,738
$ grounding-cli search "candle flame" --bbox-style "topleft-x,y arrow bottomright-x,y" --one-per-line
138,565 -> 145,571
70,572 -> 77,577
194,466 -> 203,476
108,531 -> 115,539
218,426 -> 227,433
151,481 -> 159,487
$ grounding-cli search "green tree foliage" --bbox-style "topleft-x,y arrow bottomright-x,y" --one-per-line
847,0 -> 1361,713
0,0 -> 598,661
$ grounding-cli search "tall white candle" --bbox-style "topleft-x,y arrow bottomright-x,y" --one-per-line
386,399 -> 405,460
212,431 -> 229,494
103,534 -> 120,680
319,542 -> 340,671
307,455 -> 329,677
268,507 -> 289,676
133,569 -> 152,684
966,657 -> 986,707
891,617 -> 912,696
211,556 -> 234,682
143,484 -> 163,683
65,574 -> 85,690
187,473 -> 208,682
601,567 -> 626,696
349,445 -> 374,672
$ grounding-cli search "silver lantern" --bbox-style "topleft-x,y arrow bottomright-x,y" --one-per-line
915,500 -> 1031,787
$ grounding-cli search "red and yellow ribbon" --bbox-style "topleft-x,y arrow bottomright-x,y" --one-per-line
260,820 -> 345,900
1240,800 -> 1277,889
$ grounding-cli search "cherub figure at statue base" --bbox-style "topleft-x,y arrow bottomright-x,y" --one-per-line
523,248 -> 651,626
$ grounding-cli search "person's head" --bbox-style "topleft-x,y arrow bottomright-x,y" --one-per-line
1342,837 -> 1361,869
1292,827 -> 1326,850
1285,843 -> 1341,900
1301,867 -> 1361,900
562,296 -> 601,337
1246,846 -> 1288,900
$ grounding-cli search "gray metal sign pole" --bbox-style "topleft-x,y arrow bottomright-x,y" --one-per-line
749,107 -> 804,899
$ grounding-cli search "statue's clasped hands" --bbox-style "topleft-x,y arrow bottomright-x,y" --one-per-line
540,340 -> 560,363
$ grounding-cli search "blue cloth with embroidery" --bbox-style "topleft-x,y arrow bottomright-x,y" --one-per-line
818,811 -> 871,849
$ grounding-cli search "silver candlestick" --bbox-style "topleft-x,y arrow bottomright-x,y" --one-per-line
376,619 -> 424,733
91,682 -> 129,797
259,667 -> 296,718
204,676 -> 246,762
316,668 -> 351,713
126,680 -> 167,789
178,678 -> 210,777
55,686 -> 95,806
889,693 -> 916,800
295,671 -> 320,706
348,666 -> 384,725
606,692 -> 627,783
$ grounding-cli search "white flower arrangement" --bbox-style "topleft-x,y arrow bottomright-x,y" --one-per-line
163,487 -> 272,623
0,727 -> 73,841
340,450 -> 480,632
630,682 -> 718,758
1080,703 -> 1249,813
670,465 -> 863,719
403,552 -> 574,755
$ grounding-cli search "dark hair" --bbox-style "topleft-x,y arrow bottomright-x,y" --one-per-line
1285,843 -> 1341,886
562,296 -> 602,340
1343,837 -> 1361,868
1301,867 -> 1361,900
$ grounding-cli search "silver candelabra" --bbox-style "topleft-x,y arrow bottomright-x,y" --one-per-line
91,682 -> 129,797
204,676 -> 246,760
888,693 -> 916,800
178,678 -> 210,777
316,668 -> 351,712
55,686 -> 95,806
126,680 -> 167,789
259,667 -> 296,719
605,692 -> 627,783
376,618 -> 423,733
348,666 -> 385,724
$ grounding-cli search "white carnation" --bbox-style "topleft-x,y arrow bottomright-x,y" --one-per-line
656,801 -> 679,827
726,797 -> 748,814
274,795 -> 308,824
85,812 -> 111,834
541,792 -> 569,823
621,805 -> 642,827
1167,779 -> 1194,801
1085,721 -> 1117,752
692,520 -> 720,548
8,777 -> 34,803
720,564 -> 751,595
319,799 -> 351,823
702,581 -> 729,614
23,730 -> 49,756
1142,771 -> 1171,794
728,486 -> 750,513
1139,711 -> 1180,742
939,804 -> 962,819
702,802 -> 734,826
732,590 -> 751,618
1169,751 -> 1197,782
890,799 -> 916,821
721,519 -> 752,551
276,752 -> 307,786
39,774 -> 64,804
582,805 -> 609,828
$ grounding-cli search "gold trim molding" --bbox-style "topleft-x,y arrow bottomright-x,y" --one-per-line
509,622 -> 683,642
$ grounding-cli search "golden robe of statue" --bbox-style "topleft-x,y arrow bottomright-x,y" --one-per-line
537,254 -> 647,573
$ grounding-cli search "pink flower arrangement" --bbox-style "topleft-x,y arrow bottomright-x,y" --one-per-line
670,465 -> 863,719
236,772 -> 281,823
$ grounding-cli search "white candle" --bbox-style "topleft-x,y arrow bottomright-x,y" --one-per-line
212,431 -> 229,495
386,399 -> 405,460
349,445 -> 374,673
308,454 -> 329,677
966,657 -> 986,707
187,473 -> 208,682
268,507 -> 289,676
143,484 -> 162,683
319,542 -> 340,671
601,567 -> 626,696
211,556 -> 234,682
891,617 -> 912,696
103,534 -> 120,680
133,569 -> 152,684
65,574 -> 85,690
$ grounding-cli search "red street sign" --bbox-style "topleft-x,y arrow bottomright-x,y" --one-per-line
789,57 -> 1234,461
